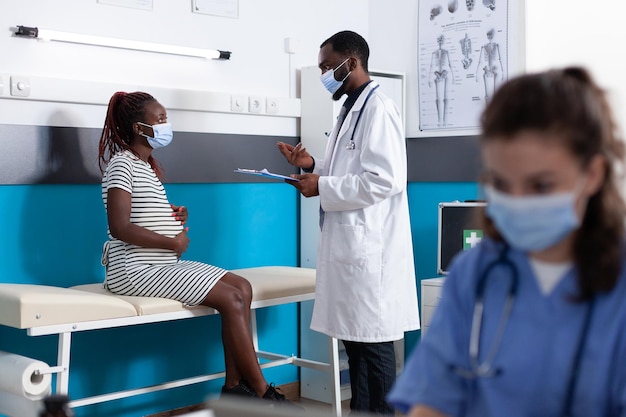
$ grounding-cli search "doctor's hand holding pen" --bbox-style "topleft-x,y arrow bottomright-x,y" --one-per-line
277,141 -> 320,197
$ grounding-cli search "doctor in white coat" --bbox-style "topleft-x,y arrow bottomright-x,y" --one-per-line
277,30 -> 420,415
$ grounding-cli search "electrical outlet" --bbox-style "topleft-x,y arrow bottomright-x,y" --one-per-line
10,76 -> 30,97
249,96 -> 263,113
230,95 -> 247,112
266,97 -> 279,114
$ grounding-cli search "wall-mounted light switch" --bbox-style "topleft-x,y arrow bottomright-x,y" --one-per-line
230,95 -> 247,112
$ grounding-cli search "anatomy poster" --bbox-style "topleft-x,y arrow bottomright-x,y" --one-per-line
418,0 -> 509,131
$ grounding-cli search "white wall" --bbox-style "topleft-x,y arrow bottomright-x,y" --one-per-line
0,0 -> 368,93
525,0 -> 626,131
3,1 -> 626,136
368,0 -> 419,135
0,0 -> 368,135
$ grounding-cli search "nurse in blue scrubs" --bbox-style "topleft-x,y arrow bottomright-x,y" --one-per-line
388,67 -> 626,417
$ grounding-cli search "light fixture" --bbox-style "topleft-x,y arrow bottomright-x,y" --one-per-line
13,25 -> 231,60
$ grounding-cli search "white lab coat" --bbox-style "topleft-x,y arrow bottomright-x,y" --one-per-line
311,81 -> 420,342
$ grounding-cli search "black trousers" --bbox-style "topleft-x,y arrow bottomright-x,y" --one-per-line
342,340 -> 396,415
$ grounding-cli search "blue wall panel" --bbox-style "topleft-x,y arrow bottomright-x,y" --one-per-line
0,182 -> 299,417
404,182 -> 479,354
0,180 -> 480,416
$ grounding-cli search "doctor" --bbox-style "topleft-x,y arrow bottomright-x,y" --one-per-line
277,30 -> 420,415
387,67 -> 626,417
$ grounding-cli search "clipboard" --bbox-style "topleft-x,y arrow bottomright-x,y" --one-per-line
234,168 -> 299,181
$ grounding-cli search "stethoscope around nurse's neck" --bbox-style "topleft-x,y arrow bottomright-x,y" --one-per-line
451,244 -> 518,379
449,243 -> 596,417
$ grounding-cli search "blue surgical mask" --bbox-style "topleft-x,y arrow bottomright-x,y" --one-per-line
484,186 -> 581,252
320,57 -> 351,94
138,122 -> 173,149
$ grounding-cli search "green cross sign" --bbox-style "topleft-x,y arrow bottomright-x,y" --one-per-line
463,229 -> 483,250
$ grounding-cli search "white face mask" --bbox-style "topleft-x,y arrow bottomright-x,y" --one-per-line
484,185 -> 582,252
320,57 -> 351,95
137,122 -> 173,149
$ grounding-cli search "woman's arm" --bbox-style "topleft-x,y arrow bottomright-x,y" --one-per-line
107,187 -> 189,257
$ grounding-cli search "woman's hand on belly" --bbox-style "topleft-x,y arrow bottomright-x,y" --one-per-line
171,228 -> 190,258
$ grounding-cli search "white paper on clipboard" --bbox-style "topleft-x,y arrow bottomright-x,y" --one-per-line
234,168 -> 299,181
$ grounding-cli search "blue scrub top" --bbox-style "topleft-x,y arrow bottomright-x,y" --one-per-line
388,238 -> 626,417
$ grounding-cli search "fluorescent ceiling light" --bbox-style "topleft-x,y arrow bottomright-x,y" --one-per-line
13,25 -> 231,60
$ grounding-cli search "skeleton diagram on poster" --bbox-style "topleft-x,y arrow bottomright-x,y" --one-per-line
418,0 -> 509,131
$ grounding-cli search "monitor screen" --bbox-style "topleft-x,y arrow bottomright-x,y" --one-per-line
437,202 -> 487,275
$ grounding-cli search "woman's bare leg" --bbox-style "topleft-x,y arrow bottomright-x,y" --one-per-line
201,272 -> 268,396
215,273 -> 252,388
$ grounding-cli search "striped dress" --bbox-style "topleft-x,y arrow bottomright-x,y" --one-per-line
100,150 -> 226,306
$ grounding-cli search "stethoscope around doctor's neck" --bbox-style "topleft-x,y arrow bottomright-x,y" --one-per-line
325,84 -> 379,150
450,244 -> 595,417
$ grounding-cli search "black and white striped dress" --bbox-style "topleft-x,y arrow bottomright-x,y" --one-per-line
101,150 -> 226,306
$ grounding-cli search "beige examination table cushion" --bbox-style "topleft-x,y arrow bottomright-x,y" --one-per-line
0,266 -> 316,327
0,267 -> 346,415
0,284 -> 137,329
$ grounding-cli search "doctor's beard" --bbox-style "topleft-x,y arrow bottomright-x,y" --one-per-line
332,84 -> 348,101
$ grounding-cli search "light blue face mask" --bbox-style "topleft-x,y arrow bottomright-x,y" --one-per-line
320,57 -> 351,95
484,185 -> 581,252
137,122 -> 173,149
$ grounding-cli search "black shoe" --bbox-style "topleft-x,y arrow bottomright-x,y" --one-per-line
262,383 -> 303,409
221,380 -> 257,398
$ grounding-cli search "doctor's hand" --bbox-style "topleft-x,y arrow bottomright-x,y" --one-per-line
288,173 -> 319,197
277,141 -> 314,170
